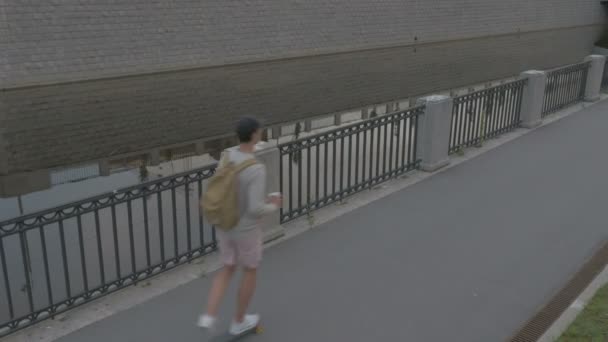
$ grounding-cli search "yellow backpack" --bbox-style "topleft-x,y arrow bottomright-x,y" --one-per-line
201,154 -> 258,230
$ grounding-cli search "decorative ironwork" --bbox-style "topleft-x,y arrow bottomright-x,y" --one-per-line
0,164 -> 217,337
278,106 -> 424,223
542,62 -> 590,117
449,79 -> 526,154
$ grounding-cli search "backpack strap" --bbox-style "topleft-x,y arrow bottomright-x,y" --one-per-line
234,159 -> 258,173
218,149 -> 257,172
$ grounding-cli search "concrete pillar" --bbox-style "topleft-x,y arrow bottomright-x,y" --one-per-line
385,103 -> 394,114
361,108 -> 370,120
304,119 -> 313,132
0,170 -> 51,197
583,55 -> 606,102
272,126 -> 281,139
254,145 -> 285,242
409,97 -> 419,108
334,113 -> 342,126
415,95 -> 453,172
519,70 -> 547,128
148,149 -> 161,166
99,160 -> 111,176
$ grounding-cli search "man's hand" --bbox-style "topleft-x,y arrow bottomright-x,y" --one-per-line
267,193 -> 283,208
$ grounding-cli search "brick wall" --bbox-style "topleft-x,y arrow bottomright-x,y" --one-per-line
0,99 -> 7,175
0,0 -> 604,88
1,25 -> 601,174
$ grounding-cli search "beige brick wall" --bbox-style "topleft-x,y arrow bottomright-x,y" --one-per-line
0,0 -> 604,87
1,25 -> 601,174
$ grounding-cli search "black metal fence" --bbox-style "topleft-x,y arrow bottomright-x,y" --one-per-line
0,165 -> 218,337
278,106 -> 424,223
449,79 -> 526,154
542,62 -> 589,117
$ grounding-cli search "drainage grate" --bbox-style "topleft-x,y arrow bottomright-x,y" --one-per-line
509,240 -> 608,342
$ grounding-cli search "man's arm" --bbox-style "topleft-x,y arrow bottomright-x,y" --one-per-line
246,165 -> 277,217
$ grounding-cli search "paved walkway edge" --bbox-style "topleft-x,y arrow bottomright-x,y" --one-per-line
4,96 -> 607,342
537,265 -> 608,342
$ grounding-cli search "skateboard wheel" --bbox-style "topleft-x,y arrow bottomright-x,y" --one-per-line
255,326 -> 264,334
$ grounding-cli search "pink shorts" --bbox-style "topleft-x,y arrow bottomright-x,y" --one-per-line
216,228 -> 263,269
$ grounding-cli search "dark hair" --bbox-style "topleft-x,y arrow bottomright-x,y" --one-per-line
235,117 -> 261,143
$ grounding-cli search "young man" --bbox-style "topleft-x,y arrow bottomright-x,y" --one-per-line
198,117 -> 282,335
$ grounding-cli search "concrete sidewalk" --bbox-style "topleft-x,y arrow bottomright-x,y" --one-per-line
56,100 -> 608,342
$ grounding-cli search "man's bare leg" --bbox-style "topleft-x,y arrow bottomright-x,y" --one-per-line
234,267 -> 257,323
206,265 -> 237,316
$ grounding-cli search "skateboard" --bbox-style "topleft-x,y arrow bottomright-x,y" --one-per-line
209,325 -> 263,342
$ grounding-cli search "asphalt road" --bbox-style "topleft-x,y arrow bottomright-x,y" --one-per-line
57,100 -> 608,342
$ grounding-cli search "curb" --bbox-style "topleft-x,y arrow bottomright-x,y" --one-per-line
538,265 -> 608,342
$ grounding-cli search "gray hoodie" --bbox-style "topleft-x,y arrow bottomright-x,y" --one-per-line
220,147 -> 277,235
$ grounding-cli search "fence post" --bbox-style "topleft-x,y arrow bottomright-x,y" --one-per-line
519,70 -> 547,128
271,126 -> 282,139
361,108 -> 370,120
148,149 -> 161,166
385,102 -> 396,114
583,55 -> 606,102
409,97 -> 418,107
304,119 -> 313,132
255,144 -> 285,242
99,160 -> 111,176
415,95 -> 453,172
333,113 -> 342,126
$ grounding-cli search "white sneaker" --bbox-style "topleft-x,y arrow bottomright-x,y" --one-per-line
229,314 -> 260,335
197,314 -> 217,330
